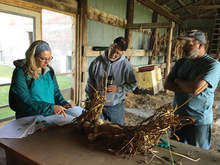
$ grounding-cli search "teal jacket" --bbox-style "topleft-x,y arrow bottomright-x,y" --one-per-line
11,59 -> 68,119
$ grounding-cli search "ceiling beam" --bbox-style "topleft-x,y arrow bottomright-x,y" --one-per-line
177,0 -> 185,7
181,9 -> 215,20
171,0 -> 214,15
177,0 -> 193,14
126,22 -> 175,29
189,16 -> 216,19
181,27 -> 213,31
185,5 -> 220,10
137,0 -> 183,25
154,0 -> 174,6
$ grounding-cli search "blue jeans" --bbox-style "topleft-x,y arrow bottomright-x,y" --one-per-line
170,124 -> 212,150
101,101 -> 124,125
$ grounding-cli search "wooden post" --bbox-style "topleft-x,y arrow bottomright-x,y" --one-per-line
150,11 -> 158,50
125,0 -> 134,49
149,11 -> 158,64
77,0 -> 88,106
164,22 -> 175,80
125,0 -> 134,63
75,14 -> 80,105
217,36 -> 220,60
74,14 -> 80,105
178,23 -> 181,36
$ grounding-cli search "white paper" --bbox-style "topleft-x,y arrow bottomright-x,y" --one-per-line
44,114 -> 74,126
0,106 -> 84,138
65,106 -> 83,117
44,106 -> 83,126
0,115 -> 45,138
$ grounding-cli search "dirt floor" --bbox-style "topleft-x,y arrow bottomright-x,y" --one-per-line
123,84 -> 220,153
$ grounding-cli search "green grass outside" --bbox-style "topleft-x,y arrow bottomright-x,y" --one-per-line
0,64 -> 15,78
0,64 -> 72,119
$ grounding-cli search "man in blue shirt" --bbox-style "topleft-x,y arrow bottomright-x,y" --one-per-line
164,30 -> 220,150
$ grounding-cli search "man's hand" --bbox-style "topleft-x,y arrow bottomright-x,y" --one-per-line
107,85 -> 118,94
174,74 -> 208,95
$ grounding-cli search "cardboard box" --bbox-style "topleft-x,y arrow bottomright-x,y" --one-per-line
134,68 -> 163,95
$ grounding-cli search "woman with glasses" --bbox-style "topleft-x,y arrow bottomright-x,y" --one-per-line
10,40 -> 73,119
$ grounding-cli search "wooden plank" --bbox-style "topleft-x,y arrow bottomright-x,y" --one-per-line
154,0 -> 174,6
181,27 -> 213,31
0,0 -> 41,12
79,0 -> 87,46
171,0 -> 214,15
181,9 -> 215,21
164,23 -> 174,80
24,0 -> 78,15
82,56 -> 87,72
133,29 -> 152,35
79,0 -> 87,106
183,5 -> 220,10
83,62 -> 175,74
150,11 -> 158,50
125,0 -> 134,49
187,16 -> 216,19
55,72 -> 75,76
75,14 -> 80,105
137,0 -> 183,25
125,49 -> 152,57
83,46 -> 104,56
126,22 -> 175,29
132,62 -> 175,72
79,7 -> 83,106
87,6 -> 127,28
83,46 -> 153,57
177,0 -> 192,14
149,17 -> 157,64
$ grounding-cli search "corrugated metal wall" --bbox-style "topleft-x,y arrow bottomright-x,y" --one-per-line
87,0 -> 127,47
86,0 -> 178,69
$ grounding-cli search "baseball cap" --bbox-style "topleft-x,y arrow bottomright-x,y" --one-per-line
177,30 -> 206,44
114,37 -> 128,51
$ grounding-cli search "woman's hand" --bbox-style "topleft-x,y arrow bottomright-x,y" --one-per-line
53,105 -> 67,118
64,103 -> 74,109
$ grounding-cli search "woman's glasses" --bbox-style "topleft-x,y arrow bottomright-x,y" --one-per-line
37,56 -> 53,62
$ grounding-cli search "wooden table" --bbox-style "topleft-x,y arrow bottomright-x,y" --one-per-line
0,124 -> 220,165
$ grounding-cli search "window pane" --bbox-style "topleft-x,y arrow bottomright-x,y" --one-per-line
42,9 -> 74,73
0,12 -> 34,119
0,12 -> 34,67
42,9 -> 75,90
